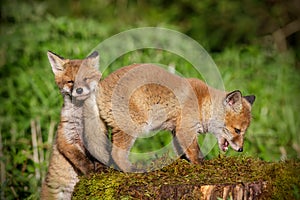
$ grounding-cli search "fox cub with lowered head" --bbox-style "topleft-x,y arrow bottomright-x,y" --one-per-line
91,64 -> 255,172
41,51 -> 109,200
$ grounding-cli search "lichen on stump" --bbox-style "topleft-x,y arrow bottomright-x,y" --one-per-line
73,156 -> 300,199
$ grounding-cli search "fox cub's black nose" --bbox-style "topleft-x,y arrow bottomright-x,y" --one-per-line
76,88 -> 83,94
238,147 -> 243,152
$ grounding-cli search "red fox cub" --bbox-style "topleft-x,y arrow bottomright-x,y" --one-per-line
95,64 -> 255,172
41,51 -> 108,199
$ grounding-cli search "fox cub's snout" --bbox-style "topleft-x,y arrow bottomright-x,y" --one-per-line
72,78 -> 99,101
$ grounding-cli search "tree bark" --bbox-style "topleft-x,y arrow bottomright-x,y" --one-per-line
124,181 -> 267,200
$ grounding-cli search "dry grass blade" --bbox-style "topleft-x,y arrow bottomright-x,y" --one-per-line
31,119 -> 41,181
0,130 -> 5,200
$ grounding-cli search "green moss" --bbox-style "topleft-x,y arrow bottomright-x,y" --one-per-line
265,160 -> 300,199
72,156 -> 300,199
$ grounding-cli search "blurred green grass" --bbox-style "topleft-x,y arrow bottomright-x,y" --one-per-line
1,0 -> 300,199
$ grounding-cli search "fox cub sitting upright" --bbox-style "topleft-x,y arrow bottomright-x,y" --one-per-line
41,51 -> 109,200
91,64 -> 255,172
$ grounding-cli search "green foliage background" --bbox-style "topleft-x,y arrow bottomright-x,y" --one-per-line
0,0 -> 299,199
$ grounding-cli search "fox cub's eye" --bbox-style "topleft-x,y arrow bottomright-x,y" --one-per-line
234,128 -> 241,134
67,80 -> 74,84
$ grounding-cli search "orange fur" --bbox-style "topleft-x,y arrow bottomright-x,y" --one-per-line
93,64 -> 255,172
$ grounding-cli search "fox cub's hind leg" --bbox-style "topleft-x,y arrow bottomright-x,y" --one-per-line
41,143 -> 78,200
111,129 -> 137,172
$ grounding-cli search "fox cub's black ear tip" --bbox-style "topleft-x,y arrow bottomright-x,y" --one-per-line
244,95 -> 256,105
87,51 -> 99,58
47,51 -> 65,59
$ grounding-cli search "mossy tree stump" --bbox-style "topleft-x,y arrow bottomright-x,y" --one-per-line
73,157 -> 300,199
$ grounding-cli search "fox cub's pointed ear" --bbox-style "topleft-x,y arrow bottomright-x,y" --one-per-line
224,90 -> 242,111
47,51 -> 65,74
86,51 -> 100,70
244,95 -> 256,105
